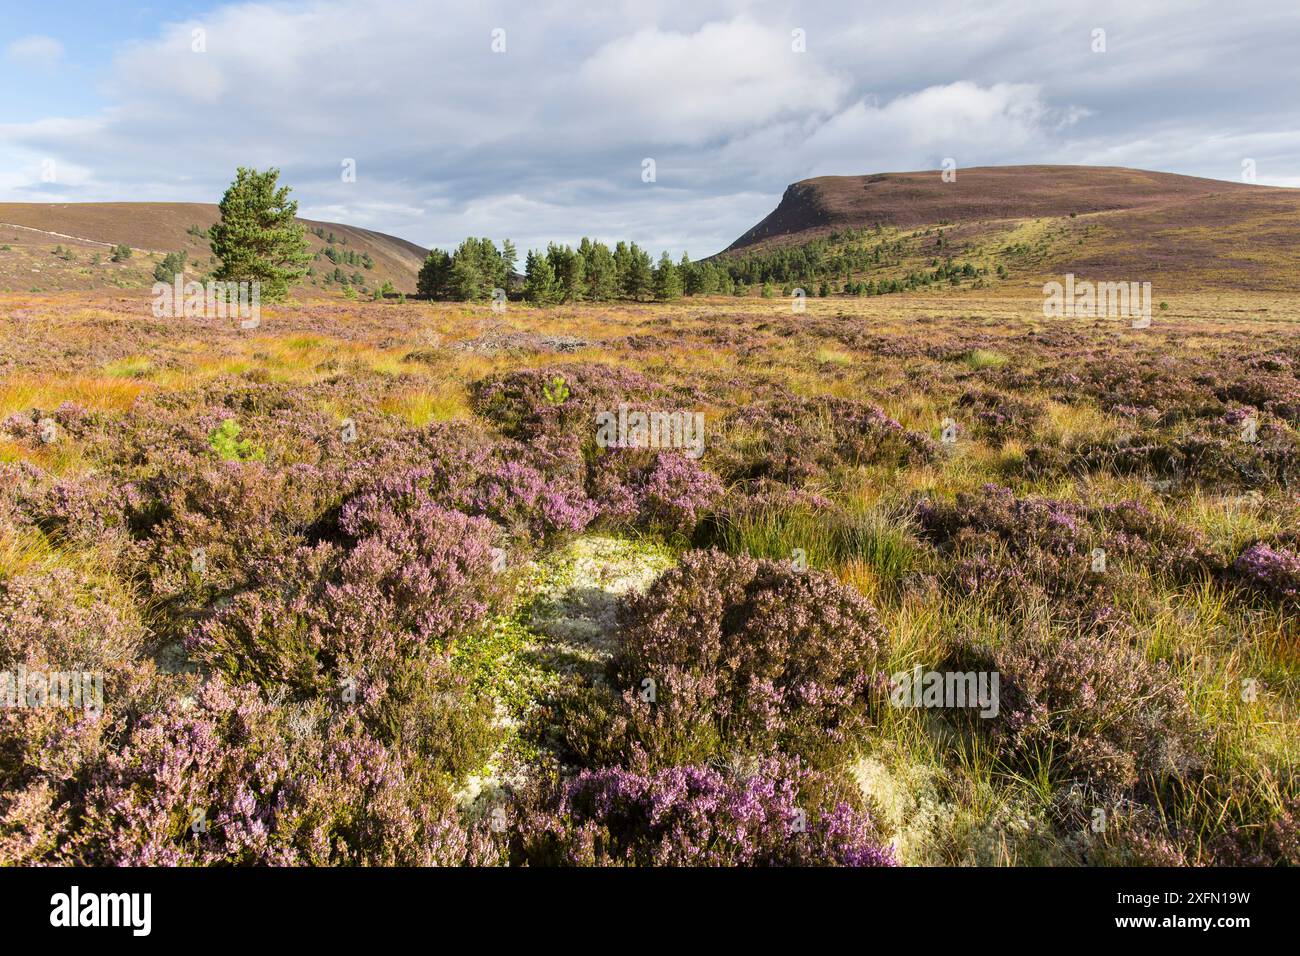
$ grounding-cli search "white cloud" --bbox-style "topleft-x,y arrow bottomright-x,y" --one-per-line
797,83 -> 1054,177
0,0 -> 1295,255
4,35 -> 64,71
578,18 -> 849,143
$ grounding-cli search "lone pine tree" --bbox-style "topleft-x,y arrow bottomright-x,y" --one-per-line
209,167 -> 312,301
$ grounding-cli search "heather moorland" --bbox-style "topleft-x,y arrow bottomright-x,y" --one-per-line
2,282 -> 1296,866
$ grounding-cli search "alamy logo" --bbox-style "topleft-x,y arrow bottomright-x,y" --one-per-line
1,667 -> 102,713
889,666 -> 999,718
595,404 -> 705,460
152,276 -> 261,328
1042,274 -> 1152,327
50,886 -> 151,936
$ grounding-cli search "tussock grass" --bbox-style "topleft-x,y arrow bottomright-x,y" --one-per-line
380,387 -> 470,425
102,355 -> 154,379
961,348 -> 1008,370
0,374 -> 147,415
714,490 -> 923,601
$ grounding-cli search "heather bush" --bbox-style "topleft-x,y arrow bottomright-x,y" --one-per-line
957,388 -> 1045,445
193,499 -> 502,698
68,677 -> 496,866
0,662 -> 175,866
1090,499 -> 1221,577
587,448 -> 724,538
1051,419 -> 1299,491
342,434 -> 595,545
950,628 -> 1207,801
713,394 -> 935,487
1037,353 -> 1223,422
1210,796 -> 1300,866
1232,543 -> 1300,609
0,402 -> 93,445
470,364 -> 681,443
6,469 -> 128,555
1218,370 -> 1300,425
916,484 -> 1106,622
512,761 -> 895,866
608,549 -> 888,765
187,543 -> 338,691
127,458 -> 342,645
472,443 -> 597,543
916,484 -> 1218,627
0,567 -> 145,670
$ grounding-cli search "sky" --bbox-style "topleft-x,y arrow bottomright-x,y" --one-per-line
1,0 -> 1297,258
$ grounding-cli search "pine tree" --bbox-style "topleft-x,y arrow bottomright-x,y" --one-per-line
209,167 -> 311,301
523,249 -> 559,303
653,251 -> 683,300
623,243 -> 653,300
678,252 -> 696,295
448,253 -> 485,301
417,249 -> 452,297
547,243 -> 585,302
153,250 -> 189,282
580,238 -> 617,300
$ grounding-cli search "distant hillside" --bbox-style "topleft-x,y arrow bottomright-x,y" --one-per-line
721,166 -> 1300,290
0,202 -> 427,295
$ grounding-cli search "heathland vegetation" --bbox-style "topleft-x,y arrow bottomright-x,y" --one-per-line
0,166 -> 1296,867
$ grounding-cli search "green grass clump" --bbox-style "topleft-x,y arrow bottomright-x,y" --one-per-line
962,348 -> 1008,370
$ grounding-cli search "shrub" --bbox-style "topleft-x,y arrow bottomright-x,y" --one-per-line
957,388 -> 1045,444
513,761 -> 895,867
713,394 -> 935,487
153,250 -> 188,282
338,424 -> 596,547
1233,543 -> 1300,609
0,662 -> 172,866
128,457 -> 340,646
471,446 -> 597,543
193,499 -> 502,698
0,568 -> 144,670
68,678 -> 495,866
209,418 -> 265,462
1210,796 -> 1300,866
587,449 -> 723,538
916,484 -> 1218,627
469,364 -> 676,444
609,549 -> 888,764
950,628 -> 1207,801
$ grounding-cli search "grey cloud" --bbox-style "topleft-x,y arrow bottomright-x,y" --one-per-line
0,0 -> 1295,256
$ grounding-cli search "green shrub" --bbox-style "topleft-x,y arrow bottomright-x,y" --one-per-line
208,419 -> 265,462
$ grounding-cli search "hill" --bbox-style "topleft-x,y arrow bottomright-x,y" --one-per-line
721,165 -> 1300,290
0,202 -> 427,296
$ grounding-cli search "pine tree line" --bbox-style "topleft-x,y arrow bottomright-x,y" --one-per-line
416,229 -> 992,304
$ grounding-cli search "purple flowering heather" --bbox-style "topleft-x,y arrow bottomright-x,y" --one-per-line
713,393 -> 935,487
192,501 -> 502,695
515,761 -> 895,867
1234,543 -> 1300,608
473,456 -> 597,542
0,567 -> 144,670
588,449 -> 724,537
70,677 -> 495,866
343,437 -> 596,545
952,629 -> 1207,799
611,549 -> 887,762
